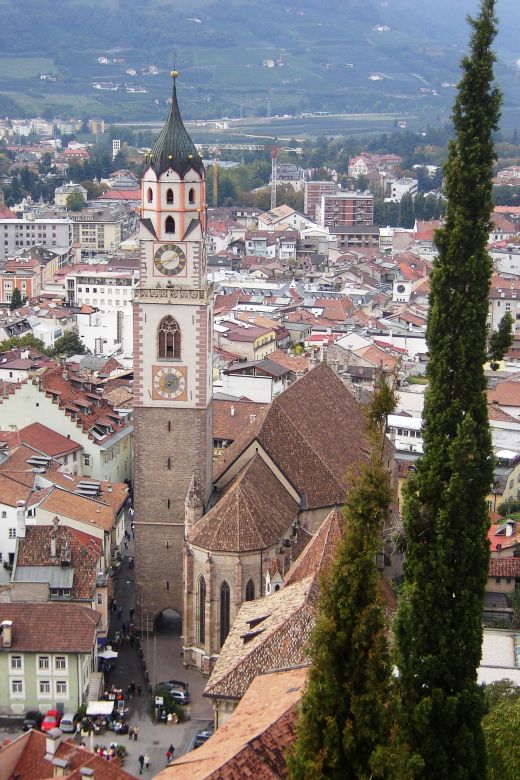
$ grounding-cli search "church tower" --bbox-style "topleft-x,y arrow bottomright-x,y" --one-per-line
133,72 -> 213,622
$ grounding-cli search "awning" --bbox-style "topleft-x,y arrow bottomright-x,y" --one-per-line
86,701 -> 115,716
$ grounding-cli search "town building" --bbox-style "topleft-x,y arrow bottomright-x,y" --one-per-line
0,602 -> 100,715
389,177 -> 418,203
0,729 -> 134,779
68,206 -> 127,253
0,217 -> 72,261
316,192 -> 373,228
54,182 -> 88,208
303,180 -> 338,220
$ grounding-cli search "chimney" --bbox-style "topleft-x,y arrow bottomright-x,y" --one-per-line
45,729 -> 63,759
50,516 -> 59,559
2,620 -> 13,648
16,500 -> 26,539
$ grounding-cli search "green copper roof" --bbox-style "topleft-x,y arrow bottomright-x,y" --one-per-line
146,73 -> 204,179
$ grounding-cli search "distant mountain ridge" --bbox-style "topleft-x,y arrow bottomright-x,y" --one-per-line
0,0 -> 519,122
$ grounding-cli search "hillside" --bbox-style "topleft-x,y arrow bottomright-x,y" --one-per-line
0,0 -> 519,124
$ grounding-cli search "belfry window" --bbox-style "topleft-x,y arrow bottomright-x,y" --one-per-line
220,581 -> 230,647
198,576 -> 206,644
188,188 -> 195,204
165,216 -> 175,234
147,187 -> 153,203
166,188 -> 174,204
158,316 -> 181,359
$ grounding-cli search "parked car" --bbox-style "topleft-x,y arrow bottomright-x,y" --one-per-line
193,721 -> 214,748
159,679 -> 189,691
168,688 -> 190,705
59,712 -> 79,733
41,709 -> 62,732
22,710 -> 43,731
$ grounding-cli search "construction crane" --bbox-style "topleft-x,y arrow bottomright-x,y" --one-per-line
198,143 -> 304,209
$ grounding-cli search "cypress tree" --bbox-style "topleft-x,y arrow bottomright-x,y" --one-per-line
395,2 -> 509,777
287,377 -> 396,779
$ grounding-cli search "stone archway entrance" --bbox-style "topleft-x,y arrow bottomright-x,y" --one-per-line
144,608 -> 184,692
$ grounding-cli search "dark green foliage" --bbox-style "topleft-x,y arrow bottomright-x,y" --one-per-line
482,683 -> 520,779
9,288 -> 25,311
0,333 -> 49,354
488,313 -> 513,369
395,2 -> 503,777
50,331 -> 88,357
398,192 -> 415,228
66,191 -> 85,211
287,378 -> 396,779
497,499 -> 520,517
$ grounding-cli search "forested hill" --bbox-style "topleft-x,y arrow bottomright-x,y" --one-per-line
0,0 -> 519,121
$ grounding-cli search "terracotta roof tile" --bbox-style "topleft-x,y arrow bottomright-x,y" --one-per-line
190,456 -> 299,552
159,667 -> 307,779
489,557 -> 520,577
0,602 -> 99,652
213,399 -> 267,444
16,422 -> 82,457
214,363 -> 368,510
284,508 -> 343,586
204,576 -> 315,700
16,525 -> 101,600
488,380 -> 520,408
5,729 -> 134,780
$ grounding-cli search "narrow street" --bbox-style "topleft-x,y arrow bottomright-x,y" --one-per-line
102,513 -> 212,777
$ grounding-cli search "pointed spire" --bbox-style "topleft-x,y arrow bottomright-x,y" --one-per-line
147,70 -> 204,179
185,474 -> 203,509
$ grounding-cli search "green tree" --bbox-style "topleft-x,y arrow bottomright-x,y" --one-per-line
394,2 -> 506,777
482,683 -> 520,779
66,191 -> 85,211
9,288 -> 24,311
51,331 -> 88,357
398,192 -> 415,228
287,377 -> 396,779
0,333 -> 49,354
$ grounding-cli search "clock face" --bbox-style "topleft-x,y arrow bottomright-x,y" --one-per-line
154,243 -> 187,276
153,367 -> 187,400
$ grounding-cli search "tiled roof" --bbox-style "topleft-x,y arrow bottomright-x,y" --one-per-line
487,403 -> 519,423
214,362 -> 368,510
5,729 -> 134,780
0,602 -> 100,652
190,456 -> 299,552
213,399 -> 268,443
16,525 -> 101,600
489,557 -> 520,577
0,473 -> 32,507
38,486 -> 123,532
284,507 -> 343,586
488,380 -> 520,408
160,667 -> 307,779
268,349 -> 309,373
15,422 -> 82,457
353,344 -> 398,371
204,576 -> 315,700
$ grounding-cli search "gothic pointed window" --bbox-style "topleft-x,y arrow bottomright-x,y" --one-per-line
147,187 -> 153,203
188,187 -> 195,204
158,316 -> 181,360
166,188 -> 174,205
198,576 -> 206,644
165,216 -> 175,234
220,581 -> 230,647
245,579 -> 255,601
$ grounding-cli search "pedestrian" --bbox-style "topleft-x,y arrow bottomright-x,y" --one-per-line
117,606 -> 123,619
134,725 -> 139,741
166,744 -> 175,763
129,607 -> 135,621
131,522 -> 135,538
124,540 -> 128,550
144,753 -> 150,770
137,683 -> 142,696
138,753 -> 144,774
